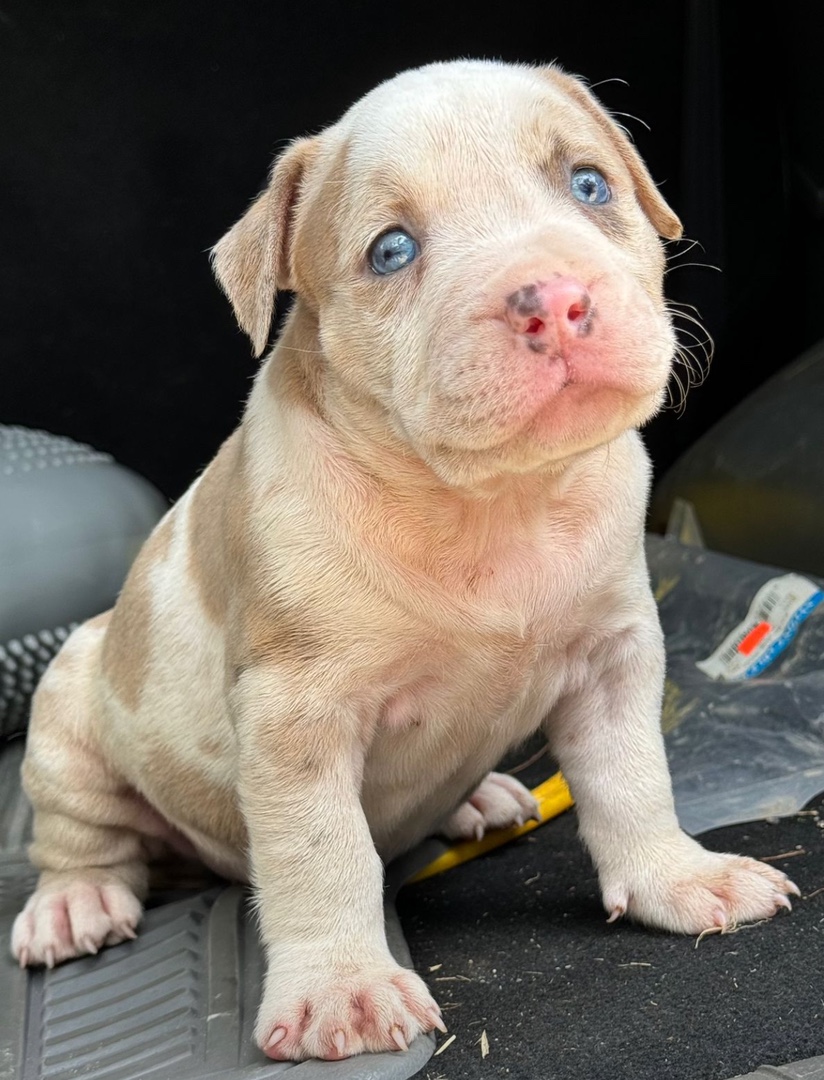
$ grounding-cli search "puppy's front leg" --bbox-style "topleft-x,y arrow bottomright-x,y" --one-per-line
545,595 -> 799,935
234,669 -> 442,1062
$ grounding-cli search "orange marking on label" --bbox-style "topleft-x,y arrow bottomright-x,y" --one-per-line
737,621 -> 772,655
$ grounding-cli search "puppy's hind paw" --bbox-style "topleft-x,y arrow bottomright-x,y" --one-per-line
442,771 -> 539,842
12,875 -> 142,968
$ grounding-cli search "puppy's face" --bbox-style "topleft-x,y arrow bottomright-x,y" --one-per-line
215,61 -> 682,487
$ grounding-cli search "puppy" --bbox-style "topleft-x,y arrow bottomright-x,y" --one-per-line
12,60 -> 797,1062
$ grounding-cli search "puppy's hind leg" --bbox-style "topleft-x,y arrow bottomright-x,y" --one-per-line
11,619 -> 151,969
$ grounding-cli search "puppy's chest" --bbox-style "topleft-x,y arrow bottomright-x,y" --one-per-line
440,524 -> 599,634
377,542 -> 599,735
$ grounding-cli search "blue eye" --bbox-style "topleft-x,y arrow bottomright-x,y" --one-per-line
369,229 -> 419,275
570,167 -> 611,205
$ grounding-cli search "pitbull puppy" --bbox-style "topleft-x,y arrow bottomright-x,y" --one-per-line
12,60 -> 797,1062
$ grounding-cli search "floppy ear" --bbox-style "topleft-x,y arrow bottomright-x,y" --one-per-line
211,136 -> 318,357
543,66 -> 683,241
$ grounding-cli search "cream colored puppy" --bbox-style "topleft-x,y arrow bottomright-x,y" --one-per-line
12,60 -> 797,1062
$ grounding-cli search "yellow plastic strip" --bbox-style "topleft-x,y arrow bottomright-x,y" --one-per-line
408,771 -> 574,883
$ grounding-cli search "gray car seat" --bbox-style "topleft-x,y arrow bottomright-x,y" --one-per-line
0,425 -> 167,736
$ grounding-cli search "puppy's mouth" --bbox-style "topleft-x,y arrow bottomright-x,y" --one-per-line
524,350 -> 574,401
412,324 -> 670,467
537,352 -> 573,389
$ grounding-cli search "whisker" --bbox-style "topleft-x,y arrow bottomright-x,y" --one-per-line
666,365 -> 690,414
665,261 -> 722,275
659,297 -> 714,412
677,347 -> 707,383
588,76 -> 629,91
667,310 -> 715,344
665,237 -> 706,260
669,324 -> 708,349
667,318 -> 710,343
667,304 -> 710,323
609,110 -> 651,132
666,298 -> 705,317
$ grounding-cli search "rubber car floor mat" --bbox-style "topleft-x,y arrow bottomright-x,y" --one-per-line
0,869 -> 435,1080
729,1062 -> 824,1080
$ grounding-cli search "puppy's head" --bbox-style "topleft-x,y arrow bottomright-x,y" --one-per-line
213,61 -> 682,487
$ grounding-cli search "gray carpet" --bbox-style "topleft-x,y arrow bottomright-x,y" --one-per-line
397,791 -> 824,1080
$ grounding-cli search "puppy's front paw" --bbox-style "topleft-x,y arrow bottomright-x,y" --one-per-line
602,833 -> 800,935
443,771 -> 539,842
256,959 -> 444,1061
12,875 -> 142,968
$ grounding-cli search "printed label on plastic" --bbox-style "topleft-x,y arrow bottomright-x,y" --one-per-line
696,573 -> 824,681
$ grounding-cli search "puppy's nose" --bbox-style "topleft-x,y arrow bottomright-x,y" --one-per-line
505,278 -> 592,341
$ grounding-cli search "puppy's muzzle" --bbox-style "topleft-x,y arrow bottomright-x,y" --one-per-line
505,278 -> 594,355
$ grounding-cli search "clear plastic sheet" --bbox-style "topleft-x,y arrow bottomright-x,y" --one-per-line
648,535 -> 824,835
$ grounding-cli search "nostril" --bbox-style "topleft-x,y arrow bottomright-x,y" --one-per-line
525,317 -> 545,335
567,296 -> 591,323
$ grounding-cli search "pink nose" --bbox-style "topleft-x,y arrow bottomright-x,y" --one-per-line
505,278 -> 592,345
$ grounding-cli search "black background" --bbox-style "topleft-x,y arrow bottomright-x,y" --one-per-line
3,1 -> 824,501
